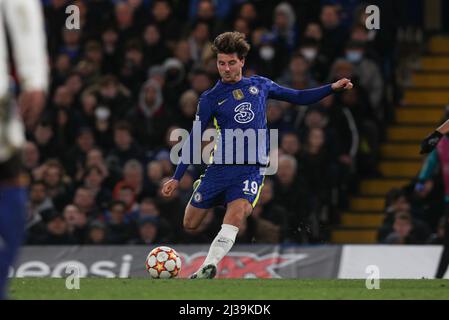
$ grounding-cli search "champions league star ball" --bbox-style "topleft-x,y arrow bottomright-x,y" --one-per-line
145,246 -> 182,279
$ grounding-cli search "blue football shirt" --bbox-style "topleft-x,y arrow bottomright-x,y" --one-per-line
173,75 -> 333,180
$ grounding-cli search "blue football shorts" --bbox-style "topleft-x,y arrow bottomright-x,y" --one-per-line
189,164 -> 266,209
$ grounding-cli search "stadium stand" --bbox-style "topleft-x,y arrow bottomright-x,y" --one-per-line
23,0 -> 446,247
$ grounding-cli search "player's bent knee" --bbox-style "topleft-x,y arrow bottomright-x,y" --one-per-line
237,202 -> 253,217
228,200 -> 253,216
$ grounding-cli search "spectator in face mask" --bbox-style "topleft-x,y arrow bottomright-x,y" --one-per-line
344,41 -> 384,122
253,2 -> 296,79
299,23 -> 332,82
248,35 -> 286,80
299,23 -> 322,64
299,42 -> 319,64
349,25 -> 381,65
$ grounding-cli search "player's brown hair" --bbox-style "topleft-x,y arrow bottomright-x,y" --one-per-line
211,31 -> 251,59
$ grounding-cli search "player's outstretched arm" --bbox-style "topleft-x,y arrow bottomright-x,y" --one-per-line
267,77 -> 353,105
419,119 -> 449,154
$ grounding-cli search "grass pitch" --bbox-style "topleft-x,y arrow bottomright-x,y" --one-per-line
9,278 -> 449,300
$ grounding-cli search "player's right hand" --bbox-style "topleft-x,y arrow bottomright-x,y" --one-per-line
420,130 -> 443,154
161,178 -> 179,197
331,78 -> 353,91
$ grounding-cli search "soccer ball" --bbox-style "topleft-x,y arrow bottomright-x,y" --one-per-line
145,246 -> 182,279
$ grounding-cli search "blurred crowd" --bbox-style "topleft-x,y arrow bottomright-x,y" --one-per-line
23,0 -> 398,245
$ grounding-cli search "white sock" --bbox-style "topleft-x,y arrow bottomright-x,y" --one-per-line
203,224 -> 239,267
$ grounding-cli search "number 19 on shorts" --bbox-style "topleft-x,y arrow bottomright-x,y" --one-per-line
243,180 -> 258,194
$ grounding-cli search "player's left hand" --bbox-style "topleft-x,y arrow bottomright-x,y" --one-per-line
332,78 -> 353,92
18,90 -> 46,132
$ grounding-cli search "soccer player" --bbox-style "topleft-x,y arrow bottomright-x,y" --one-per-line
0,0 -> 48,299
161,32 -> 352,279
420,120 -> 449,278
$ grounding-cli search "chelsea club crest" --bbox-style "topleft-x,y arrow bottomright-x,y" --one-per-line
249,86 -> 259,95
193,192 -> 202,202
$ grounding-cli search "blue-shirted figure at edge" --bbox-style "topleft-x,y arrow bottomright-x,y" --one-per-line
162,31 -> 353,279
0,0 -> 48,299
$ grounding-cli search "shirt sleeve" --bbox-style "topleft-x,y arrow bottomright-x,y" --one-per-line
418,150 -> 439,181
173,95 -> 213,181
4,0 -> 48,92
266,78 -> 333,105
